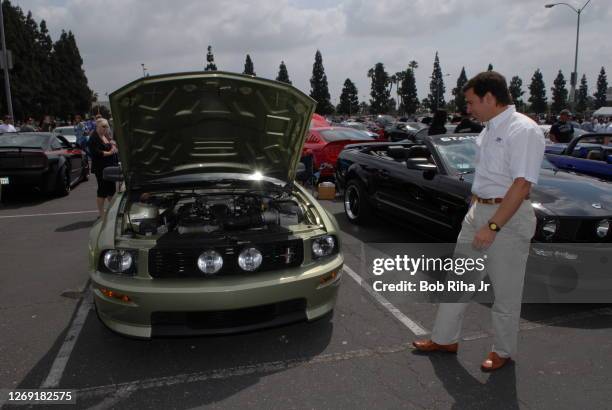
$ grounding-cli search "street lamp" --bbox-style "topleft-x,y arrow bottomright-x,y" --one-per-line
141,63 -> 147,77
545,0 -> 592,105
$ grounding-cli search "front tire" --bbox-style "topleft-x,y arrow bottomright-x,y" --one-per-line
344,179 -> 372,225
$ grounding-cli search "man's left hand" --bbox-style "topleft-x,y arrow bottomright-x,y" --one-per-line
473,225 -> 497,250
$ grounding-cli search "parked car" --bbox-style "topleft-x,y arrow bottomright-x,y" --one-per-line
545,133 -> 612,180
0,132 -> 88,196
336,133 -> 612,293
303,126 -> 384,182
89,72 -> 344,338
52,126 -> 78,144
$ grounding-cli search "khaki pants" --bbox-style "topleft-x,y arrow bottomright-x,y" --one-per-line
431,200 -> 537,358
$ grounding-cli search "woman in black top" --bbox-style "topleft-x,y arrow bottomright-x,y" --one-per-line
89,118 -> 118,217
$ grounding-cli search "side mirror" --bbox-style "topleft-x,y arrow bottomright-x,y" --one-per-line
103,166 -> 124,182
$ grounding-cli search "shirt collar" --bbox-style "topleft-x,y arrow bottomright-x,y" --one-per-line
486,105 -> 515,130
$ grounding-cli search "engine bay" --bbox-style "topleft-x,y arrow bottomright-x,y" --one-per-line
122,189 -> 315,238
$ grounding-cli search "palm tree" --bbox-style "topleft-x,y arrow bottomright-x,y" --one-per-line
409,60 -> 419,71
395,71 -> 406,114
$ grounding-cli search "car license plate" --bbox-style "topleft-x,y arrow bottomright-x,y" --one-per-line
0,177 -> 9,185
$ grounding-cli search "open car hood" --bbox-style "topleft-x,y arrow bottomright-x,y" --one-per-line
109,72 -> 316,187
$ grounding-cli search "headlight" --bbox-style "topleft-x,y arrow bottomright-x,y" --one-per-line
312,235 -> 337,258
197,250 -> 223,275
596,219 -> 610,238
238,247 -> 263,271
541,219 -> 558,240
102,250 -> 134,273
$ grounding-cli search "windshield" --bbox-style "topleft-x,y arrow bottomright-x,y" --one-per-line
433,136 -> 557,173
320,128 -> 375,142
0,133 -> 50,149
53,127 -> 76,136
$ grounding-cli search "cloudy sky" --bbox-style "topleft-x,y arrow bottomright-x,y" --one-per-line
13,0 -> 612,106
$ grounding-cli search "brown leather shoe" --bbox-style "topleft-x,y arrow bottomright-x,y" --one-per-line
412,339 -> 458,353
481,352 -> 511,371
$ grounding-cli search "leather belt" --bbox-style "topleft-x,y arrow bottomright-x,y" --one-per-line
473,195 -> 530,204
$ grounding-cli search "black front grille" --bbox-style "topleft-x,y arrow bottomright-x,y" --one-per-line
151,299 -> 306,334
148,239 -> 303,278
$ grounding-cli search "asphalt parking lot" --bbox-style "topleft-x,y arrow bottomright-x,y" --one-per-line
1,180 -> 611,409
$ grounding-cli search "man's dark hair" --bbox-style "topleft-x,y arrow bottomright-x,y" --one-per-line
462,71 -> 512,105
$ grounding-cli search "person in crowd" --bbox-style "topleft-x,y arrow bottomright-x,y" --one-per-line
0,115 -> 17,132
454,109 -> 483,133
39,115 -> 53,132
581,117 -> 594,132
89,118 -> 119,218
74,115 -> 90,172
428,109 -> 448,136
413,71 -> 545,372
19,117 -> 38,132
549,109 -> 574,143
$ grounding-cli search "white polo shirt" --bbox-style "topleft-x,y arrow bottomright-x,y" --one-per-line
472,105 -> 545,198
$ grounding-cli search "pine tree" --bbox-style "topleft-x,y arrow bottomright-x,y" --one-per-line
204,45 -> 217,71
309,50 -> 334,115
575,74 -> 589,114
593,67 -> 608,109
528,69 -> 547,114
337,78 -> 359,116
487,64 -> 493,71
551,70 -> 568,114
276,61 -> 291,84
452,67 -> 468,113
243,54 -> 255,76
428,52 -> 446,111
399,68 -> 419,115
368,62 -> 391,114
509,76 -> 524,111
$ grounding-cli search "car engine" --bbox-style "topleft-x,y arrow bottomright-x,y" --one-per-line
124,192 -> 307,237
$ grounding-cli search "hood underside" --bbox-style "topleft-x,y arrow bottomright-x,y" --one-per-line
109,72 -> 316,186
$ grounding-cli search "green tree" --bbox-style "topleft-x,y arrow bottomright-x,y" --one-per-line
550,70 -> 568,114
204,45 -> 217,71
276,61 -> 291,84
487,63 -> 493,71
528,69 -> 547,114
428,51 -> 446,111
243,54 -> 255,76
399,68 -> 419,115
509,75 -> 524,111
337,78 -> 359,116
452,67 -> 468,113
575,74 -> 589,114
368,62 -> 391,114
593,67 -> 608,109
309,50 -> 334,115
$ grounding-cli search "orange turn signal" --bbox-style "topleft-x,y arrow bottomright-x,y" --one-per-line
319,269 -> 341,286
100,288 -> 132,303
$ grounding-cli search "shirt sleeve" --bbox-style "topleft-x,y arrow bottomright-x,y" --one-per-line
508,125 -> 545,185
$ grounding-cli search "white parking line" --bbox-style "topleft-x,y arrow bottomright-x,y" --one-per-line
40,290 -> 93,389
343,265 -> 429,336
0,210 -> 98,219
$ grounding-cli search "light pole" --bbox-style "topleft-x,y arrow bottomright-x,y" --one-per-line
141,63 -> 147,77
545,0 -> 592,105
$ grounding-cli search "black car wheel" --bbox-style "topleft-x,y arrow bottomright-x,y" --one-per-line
344,180 -> 372,224
55,165 -> 71,197
81,161 -> 89,182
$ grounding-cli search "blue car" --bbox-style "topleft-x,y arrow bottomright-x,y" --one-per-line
545,133 -> 612,180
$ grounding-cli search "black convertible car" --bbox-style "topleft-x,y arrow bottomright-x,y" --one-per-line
335,134 -> 612,295
0,132 -> 89,196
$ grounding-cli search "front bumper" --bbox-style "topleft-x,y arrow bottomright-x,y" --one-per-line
91,253 -> 343,338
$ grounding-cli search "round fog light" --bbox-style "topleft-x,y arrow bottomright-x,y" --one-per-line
541,220 -> 558,240
596,219 -> 609,238
238,247 -> 263,272
312,236 -> 336,258
103,250 -> 133,273
197,250 -> 223,275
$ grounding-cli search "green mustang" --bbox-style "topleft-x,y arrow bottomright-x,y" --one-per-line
88,72 -> 343,338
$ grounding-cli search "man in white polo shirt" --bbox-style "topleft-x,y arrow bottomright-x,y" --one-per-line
413,71 -> 545,371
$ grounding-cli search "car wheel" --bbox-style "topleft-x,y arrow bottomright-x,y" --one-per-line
344,179 -> 372,225
55,165 -> 71,197
81,162 -> 89,182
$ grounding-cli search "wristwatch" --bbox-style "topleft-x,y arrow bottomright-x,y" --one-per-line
488,221 -> 501,232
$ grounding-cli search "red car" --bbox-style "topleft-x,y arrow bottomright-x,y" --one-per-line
302,127 -> 384,182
